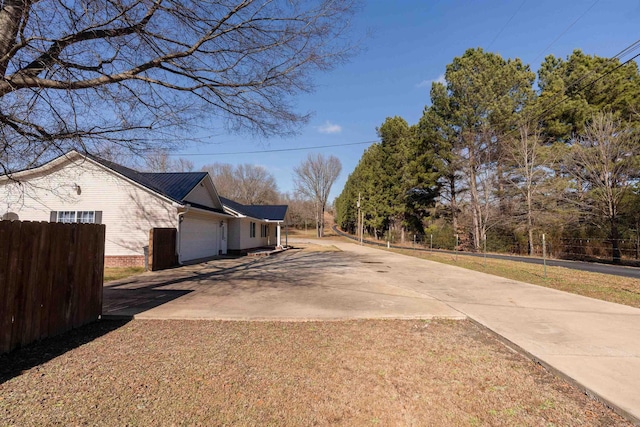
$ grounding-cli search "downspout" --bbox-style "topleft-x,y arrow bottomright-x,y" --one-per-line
173,202 -> 190,265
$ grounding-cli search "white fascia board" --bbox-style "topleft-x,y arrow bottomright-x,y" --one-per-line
2,149 -> 180,207
0,150 -> 83,181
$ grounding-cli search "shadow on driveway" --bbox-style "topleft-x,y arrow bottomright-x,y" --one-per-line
102,248 -> 352,318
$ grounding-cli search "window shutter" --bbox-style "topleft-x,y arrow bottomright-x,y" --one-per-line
95,211 -> 103,224
50,211 -> 57,222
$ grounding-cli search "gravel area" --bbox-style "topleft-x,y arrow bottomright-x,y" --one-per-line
0,319 -> 629,426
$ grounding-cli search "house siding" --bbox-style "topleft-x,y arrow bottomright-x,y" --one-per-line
227,217 -> 274,251
184,182 -> 217,209
0,158 -> 178,258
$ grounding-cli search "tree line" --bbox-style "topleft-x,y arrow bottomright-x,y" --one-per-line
335,48 -> 640,263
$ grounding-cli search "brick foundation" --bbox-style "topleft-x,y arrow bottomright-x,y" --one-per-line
104,255 -> 145,268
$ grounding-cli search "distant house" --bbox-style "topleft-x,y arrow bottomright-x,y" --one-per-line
0,151 -> 288,267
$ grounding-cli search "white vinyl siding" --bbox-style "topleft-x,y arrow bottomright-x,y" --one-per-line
0,158 -> 178,257
227,217 -> 272,251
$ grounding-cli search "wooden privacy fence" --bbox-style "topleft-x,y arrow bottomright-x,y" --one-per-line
0,221 -> 105,354
149,228 -> 178,271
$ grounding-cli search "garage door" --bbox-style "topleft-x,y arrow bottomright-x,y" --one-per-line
180,215 -> 219,262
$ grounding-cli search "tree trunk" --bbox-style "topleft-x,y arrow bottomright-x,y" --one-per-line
611,217 -> 621,264
315,202 -> 320,238
527,185 -> 534,255
469,165 -> 481,251
448,173 -> 459,234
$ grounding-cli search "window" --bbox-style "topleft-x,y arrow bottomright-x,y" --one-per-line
51,210 -> 101,224
76,211 -> 95,224
250,222 -> 256,238
57,211 -> 76,223
260,224 -> 269,238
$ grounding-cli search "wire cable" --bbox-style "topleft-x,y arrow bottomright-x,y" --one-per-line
487,0 -> 528,51
531,0 -> 601,64
168,140 -> 378,157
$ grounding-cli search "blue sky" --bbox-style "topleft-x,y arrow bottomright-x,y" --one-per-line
175,0 -> 640,201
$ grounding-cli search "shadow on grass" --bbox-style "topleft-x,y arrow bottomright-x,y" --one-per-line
0,319 -> 129,384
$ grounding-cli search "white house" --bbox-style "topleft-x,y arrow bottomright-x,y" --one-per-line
220,197 -> 288,253
0,151 -> 287,267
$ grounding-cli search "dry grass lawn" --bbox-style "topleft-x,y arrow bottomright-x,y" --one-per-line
104,266 -> 145,282
0,319 -> 627,426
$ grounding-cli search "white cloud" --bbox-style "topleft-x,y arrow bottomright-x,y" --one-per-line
317,121 -> 342,134
417,74 -> 446,88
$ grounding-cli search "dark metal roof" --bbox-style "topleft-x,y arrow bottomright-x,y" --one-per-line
140,172 -> 208,201
220,197 -> 288,221
85,153 -> 206,204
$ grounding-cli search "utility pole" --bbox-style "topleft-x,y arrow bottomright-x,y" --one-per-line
357,192 -> 363,245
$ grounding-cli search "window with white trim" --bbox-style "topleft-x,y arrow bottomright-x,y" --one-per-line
76,211 -> 95,223
250,221 -> 256,238
51,210 -> 101,224
57,211 -> 76,223
260,224 -> 269,238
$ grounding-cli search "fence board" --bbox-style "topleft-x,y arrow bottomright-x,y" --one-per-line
0,221 -> 16,354
0,221 -> 105,354
150,228 -> 178,271
8,221 -> 23,352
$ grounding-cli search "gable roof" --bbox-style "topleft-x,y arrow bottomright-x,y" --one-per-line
220,197 -> 288,222
85,153 -> 209,204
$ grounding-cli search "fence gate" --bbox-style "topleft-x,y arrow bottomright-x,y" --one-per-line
149,228 -> 178,271
0,221 -> 105,354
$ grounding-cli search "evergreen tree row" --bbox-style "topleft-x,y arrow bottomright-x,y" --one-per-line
335,48 -> 640,263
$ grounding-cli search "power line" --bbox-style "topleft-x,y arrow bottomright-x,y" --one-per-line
538,38 -> 640,115
535,50 -> 640,122
486,0 -> 528,51
531,0 -> 601,64
169,140 -> 378,157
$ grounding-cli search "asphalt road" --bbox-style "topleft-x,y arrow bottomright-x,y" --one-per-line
332,226 -> 640,280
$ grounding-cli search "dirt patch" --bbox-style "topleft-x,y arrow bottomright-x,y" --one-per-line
0,319 -> 628,426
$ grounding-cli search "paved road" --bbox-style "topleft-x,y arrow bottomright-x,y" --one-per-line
333,226 -> 640,279
104,238 -> 640,424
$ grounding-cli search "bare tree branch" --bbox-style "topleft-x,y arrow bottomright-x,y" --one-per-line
0,0 -> 359,174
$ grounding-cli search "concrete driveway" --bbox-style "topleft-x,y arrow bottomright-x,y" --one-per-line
103,237 -> 640,423
103,239 -> 462,320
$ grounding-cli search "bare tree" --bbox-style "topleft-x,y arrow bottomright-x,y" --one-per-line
280,192 -> 315,229
293,153 -> 341,237
202,162 -> 279,204
144,150 -> 194,172
0,0 -> 357,175
504,121 -> 547,254
568,112 -> 640,263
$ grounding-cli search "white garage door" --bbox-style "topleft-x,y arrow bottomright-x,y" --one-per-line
180,215 -> 219,262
